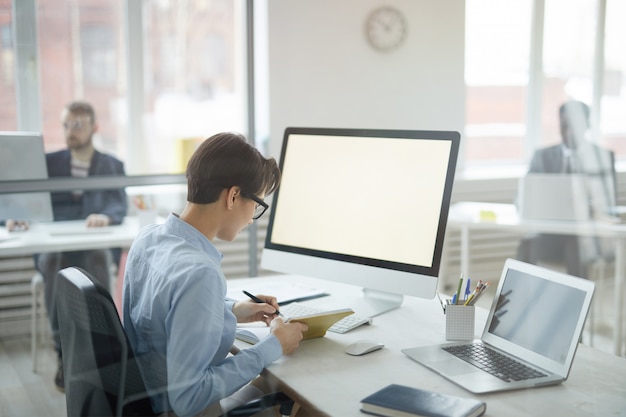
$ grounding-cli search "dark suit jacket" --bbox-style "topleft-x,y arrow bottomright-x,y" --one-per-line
46,149 -> 127,225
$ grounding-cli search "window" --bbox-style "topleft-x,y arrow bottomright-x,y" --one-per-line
0,2 -> 16,131
539,0 -> 596,148
465,0 -> 626,173
602,0 -> 626,158
464,0 -> 531,168
140,0 -> 245,174
37,1 -> 125,153
81,25 -> 117,87
2,0 -> 244,176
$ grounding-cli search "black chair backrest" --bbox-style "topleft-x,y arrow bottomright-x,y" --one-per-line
56,266 -> 155,417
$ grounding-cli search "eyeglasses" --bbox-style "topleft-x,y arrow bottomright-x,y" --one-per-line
63,120 -> 91,131
241,192 -> 269,220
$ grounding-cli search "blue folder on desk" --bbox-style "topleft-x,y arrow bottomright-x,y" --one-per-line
402,258 -> 594,394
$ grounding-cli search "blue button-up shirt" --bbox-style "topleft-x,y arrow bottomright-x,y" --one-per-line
122,214 -> 282,416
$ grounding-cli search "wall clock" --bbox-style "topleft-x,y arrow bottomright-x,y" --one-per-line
365,6 -> 407,52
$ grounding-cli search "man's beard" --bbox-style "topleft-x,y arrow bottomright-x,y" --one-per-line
67,135 -> 92,150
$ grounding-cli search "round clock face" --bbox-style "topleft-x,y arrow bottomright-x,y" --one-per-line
365,6 -> 407,51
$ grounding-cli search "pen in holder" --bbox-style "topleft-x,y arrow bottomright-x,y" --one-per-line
445,304 -> 475,341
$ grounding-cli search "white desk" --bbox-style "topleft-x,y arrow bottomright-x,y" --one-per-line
233,274 -> 626,417
0,217 -> 144,257
447,202 -> 626,357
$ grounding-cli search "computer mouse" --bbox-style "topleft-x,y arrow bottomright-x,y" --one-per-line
345,340 -> 384,356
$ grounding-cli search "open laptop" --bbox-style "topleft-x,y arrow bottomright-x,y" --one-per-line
517,173 -> 590,222
0,132 -> 54,222
402,258 -> 594,394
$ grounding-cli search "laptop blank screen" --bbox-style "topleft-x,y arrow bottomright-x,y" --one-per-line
487,268 -> 586,364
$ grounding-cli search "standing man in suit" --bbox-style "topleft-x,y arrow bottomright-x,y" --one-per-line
516,100 -> 617,277
39,100 -> 127,391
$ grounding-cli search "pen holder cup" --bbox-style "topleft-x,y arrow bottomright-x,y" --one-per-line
445,305 -> 475,341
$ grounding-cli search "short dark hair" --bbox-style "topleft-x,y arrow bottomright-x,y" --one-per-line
186,132 -> 281,204
65,100 -> 97,124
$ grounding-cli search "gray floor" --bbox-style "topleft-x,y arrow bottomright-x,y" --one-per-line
0,337 -> 65,417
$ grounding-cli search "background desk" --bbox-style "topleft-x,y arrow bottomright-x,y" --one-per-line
0,217 -> 144,257
447,202 -> 626,357
233,274 -> 626,417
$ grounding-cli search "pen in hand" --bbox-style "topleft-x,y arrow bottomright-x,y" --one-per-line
242,290 -> 283,317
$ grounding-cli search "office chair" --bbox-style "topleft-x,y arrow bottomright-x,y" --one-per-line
31,258 -> 120,372
55,266 -> 293,417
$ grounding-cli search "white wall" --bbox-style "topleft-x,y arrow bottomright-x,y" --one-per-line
266,0 -> 466,158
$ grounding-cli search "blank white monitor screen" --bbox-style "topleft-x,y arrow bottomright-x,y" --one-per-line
0,131 -> 53,221
262,127 -> 460,316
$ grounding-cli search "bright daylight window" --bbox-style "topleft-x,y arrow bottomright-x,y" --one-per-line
465,0 -> 626,173
602,0 -> 626,159
6,0 -> 244,176
0,3 -> 17,131
141,0 -> 245,174
464,0 -> 531,169
37,1 -> 126,154
539,0 -> 596,148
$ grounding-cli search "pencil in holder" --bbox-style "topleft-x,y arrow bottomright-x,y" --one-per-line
445,305 -> 475,341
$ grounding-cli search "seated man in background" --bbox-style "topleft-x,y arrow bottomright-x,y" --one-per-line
516,100 -> 617,278
9,101 -> 127,391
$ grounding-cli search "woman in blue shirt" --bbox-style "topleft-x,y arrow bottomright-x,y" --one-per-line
122,132 -> 307,417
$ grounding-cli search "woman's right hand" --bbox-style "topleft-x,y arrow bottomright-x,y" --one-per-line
269,317 -> 308,355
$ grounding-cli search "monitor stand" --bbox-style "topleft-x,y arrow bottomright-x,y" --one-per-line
351,288 -> 404,318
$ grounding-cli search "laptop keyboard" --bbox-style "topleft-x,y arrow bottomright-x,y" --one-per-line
443,342 -> 547,382
280,302 -> 371,334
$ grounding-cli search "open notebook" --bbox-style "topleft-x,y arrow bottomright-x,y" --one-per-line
236,304 -> 354,343
402,259 -> 594,394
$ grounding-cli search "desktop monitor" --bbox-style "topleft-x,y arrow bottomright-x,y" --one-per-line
261,127 -> 460,317
0,131 -> 53,221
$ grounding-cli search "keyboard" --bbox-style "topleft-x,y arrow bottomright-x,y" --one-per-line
443,342 -> 547,382
327,314 -> 372,334
280,302 -> 371,334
